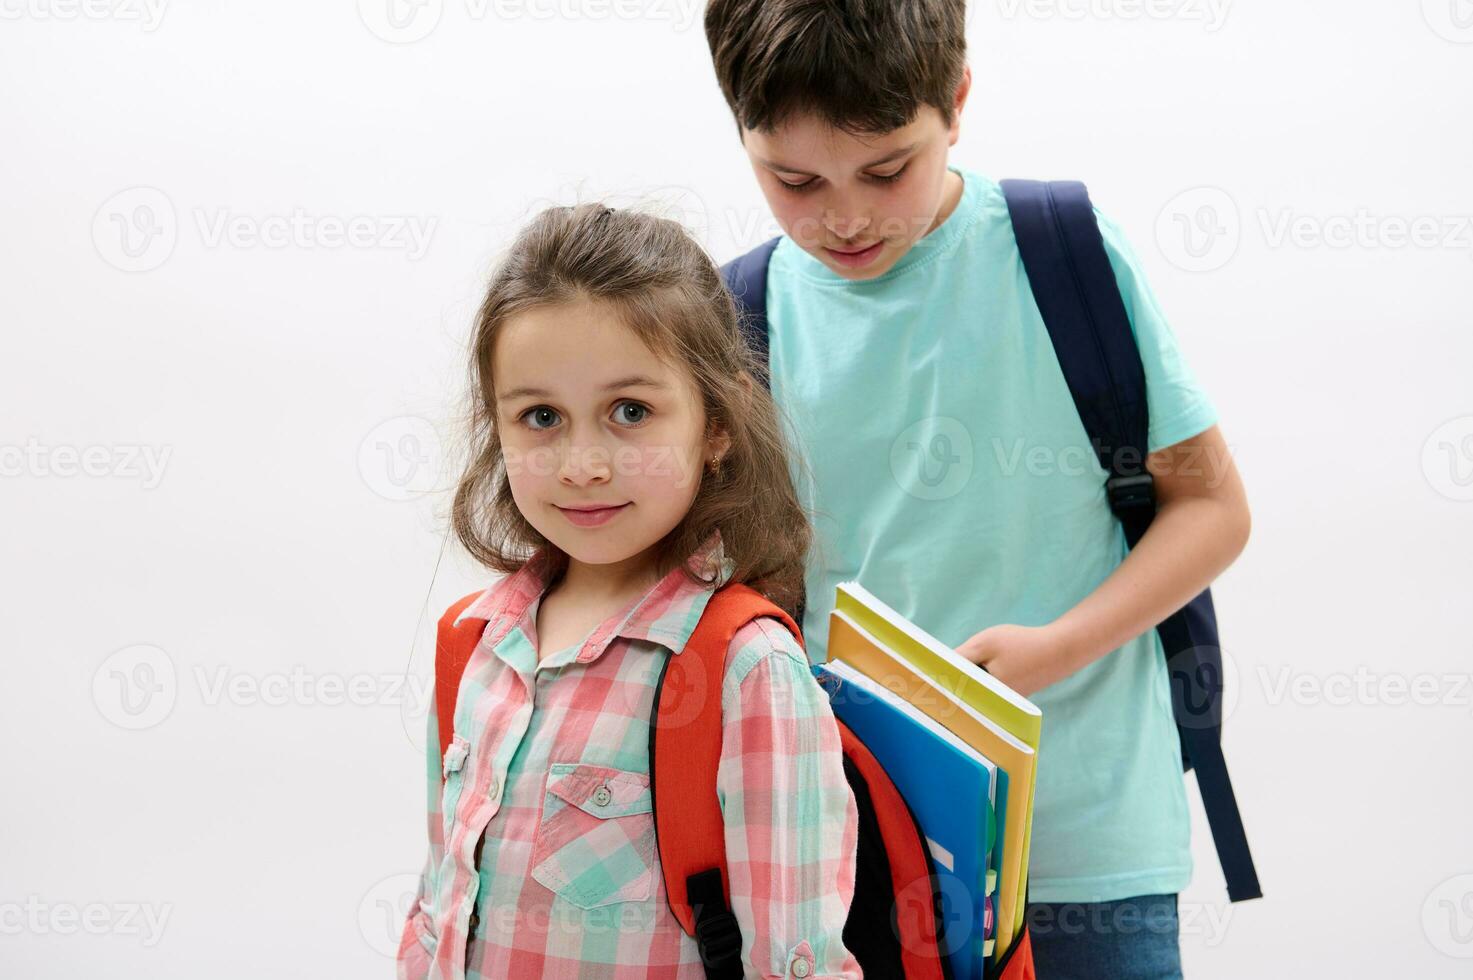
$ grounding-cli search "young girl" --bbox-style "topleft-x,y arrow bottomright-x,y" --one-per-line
396,203 -> 862,979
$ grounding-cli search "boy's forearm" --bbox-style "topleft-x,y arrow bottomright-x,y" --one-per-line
1052,496 -> 1247,672
1051,426 -> 1251,675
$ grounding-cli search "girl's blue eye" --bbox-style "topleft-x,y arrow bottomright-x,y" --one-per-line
517,401 -> 650,431
614,401 -> 649,426
521,406 -> 560,430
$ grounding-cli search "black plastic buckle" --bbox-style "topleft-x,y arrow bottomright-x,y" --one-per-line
694,908 -> 743,970
1105,472 -> 1156,513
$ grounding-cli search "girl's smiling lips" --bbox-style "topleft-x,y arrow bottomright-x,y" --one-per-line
556,502 -> 630,527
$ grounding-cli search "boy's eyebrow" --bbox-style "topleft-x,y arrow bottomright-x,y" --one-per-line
497,375 -> 671,403
756,142 -> 920,177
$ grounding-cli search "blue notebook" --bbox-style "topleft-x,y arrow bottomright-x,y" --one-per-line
815,661 -> 1001,980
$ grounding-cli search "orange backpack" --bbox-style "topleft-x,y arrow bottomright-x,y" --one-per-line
434,582 -> 1036,980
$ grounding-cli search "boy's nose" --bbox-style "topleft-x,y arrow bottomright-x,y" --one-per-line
822,209 -> 871,241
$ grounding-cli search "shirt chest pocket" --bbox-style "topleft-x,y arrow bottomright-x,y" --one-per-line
529,762 -> 657,910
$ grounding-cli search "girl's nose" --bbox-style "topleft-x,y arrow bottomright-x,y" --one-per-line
557,441 -> 612,486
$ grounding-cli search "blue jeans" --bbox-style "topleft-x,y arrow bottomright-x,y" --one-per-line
1024,893 -> 1183,980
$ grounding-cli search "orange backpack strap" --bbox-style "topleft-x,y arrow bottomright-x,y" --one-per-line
434,591 -> 490,772
650,583 -> 804,977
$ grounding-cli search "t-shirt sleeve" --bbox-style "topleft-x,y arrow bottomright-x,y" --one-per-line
1093,208 -> 1219,453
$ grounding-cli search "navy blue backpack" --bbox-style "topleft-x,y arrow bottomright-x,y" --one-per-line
719,179 -> 1262,904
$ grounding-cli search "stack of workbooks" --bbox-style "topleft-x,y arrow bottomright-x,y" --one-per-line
812,582 -> 1041,980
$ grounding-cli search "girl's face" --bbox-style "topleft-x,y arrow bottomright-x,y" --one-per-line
492,296 -> 728,575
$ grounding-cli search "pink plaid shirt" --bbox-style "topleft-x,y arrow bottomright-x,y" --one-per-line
397,530 -> 862,979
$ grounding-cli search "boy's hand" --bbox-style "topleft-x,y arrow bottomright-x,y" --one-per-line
958,425 -> 1251,700
956,623 -> 1077,698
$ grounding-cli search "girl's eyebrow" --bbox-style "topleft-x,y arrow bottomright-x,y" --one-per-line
497,375 -> 671,403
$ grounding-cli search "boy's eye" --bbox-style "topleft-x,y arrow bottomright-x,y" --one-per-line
776,164 -> 909,193
868,164 -> 909,185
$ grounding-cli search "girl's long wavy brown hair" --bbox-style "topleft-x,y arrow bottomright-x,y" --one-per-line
450,202 -> 813,618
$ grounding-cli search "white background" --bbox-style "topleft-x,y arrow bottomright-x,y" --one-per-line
3,0 -> 1471,976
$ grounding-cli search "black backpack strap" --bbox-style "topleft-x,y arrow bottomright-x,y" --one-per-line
687,868 -> 743,979
1001,178 -> 1261,903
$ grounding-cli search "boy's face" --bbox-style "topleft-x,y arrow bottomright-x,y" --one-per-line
492,296 -> 726,573
740,75 -> 969,281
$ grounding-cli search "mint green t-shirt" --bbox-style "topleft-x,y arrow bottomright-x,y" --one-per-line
764,166 -> 1217,903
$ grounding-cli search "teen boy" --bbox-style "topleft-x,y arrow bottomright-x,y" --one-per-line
702,2 -> 1252,976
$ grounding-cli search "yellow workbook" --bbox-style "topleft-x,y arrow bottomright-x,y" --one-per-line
827,582 -> 1042,957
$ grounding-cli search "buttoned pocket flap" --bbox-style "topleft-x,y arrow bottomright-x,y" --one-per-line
546,762 -> 653,819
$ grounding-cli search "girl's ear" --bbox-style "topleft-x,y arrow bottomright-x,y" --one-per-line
706,422 -> 733,461
707,371 -> 755,460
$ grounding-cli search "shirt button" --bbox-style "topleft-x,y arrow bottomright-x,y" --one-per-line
591,785 -> 612,807
792,961 -> 810,978
487,775 -> 500,800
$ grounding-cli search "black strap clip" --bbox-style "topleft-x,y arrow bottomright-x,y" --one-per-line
1105,471 -> 1156,515
688,869 -> 744,978
695,908 -> 743,969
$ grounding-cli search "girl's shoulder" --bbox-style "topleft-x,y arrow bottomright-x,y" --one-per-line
722,613 -> 816,692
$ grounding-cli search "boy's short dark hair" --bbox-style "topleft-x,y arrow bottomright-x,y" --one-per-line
704,0 -> 967,136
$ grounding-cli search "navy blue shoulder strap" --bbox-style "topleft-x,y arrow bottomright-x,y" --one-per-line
718,235 -> 801,633
1001,178 -> 1261,903
999,179 -> 1154,527
720,236 -> 781,382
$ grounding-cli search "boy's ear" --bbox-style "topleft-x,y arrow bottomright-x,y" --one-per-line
948,65 -> 972,145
